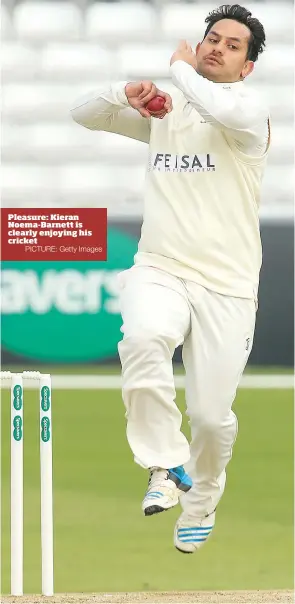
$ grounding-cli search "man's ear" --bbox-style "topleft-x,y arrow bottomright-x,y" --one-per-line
241,60 -> 254,79
195,42 -> 201,55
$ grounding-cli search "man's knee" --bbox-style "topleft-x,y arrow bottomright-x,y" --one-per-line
189,408 -> 237,434
118,332 -> 174,393
119,331 -> 175,364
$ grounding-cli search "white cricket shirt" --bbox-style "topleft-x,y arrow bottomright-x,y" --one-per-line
71,60 -> 270,299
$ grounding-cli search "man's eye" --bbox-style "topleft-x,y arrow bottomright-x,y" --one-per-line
229,44 -> 238,50
209,38 -> 218,43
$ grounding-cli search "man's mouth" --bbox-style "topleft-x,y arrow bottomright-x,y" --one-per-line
205,56 -> 221,65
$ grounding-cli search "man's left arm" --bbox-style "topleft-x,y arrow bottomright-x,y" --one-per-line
171,60 -> 267,128
170,59 -> 269,152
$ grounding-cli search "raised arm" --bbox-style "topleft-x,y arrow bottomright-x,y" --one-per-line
170,60 -> 267,129
71,81 -> 172,144
170,58 -> 269,154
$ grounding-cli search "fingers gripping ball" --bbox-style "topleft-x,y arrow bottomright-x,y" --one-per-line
146,96 -> 166,115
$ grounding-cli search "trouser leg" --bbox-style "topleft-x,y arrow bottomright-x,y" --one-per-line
181,283 -> 256,516
118,266 -> 191,469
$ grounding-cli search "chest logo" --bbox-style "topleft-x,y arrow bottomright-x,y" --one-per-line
148,153 -> 216,173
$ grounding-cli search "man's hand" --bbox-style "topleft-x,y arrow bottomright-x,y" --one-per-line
125,81 -> 173,118
170,40 -> 198,70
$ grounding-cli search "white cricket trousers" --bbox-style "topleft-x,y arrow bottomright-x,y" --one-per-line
118,265 -> 256,517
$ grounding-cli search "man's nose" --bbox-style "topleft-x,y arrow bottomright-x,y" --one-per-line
213,42 -> 223,54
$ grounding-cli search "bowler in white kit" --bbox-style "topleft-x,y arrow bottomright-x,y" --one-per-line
71,4 -> 270,553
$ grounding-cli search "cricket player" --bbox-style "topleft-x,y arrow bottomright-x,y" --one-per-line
71,4 -> 270,553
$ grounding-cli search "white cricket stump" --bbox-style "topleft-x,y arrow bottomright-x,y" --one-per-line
10,373 -> 24,596
1,370 -> 54,596
40,374 -> 54,596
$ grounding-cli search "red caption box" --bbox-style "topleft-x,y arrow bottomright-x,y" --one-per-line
1,208 -> 107,261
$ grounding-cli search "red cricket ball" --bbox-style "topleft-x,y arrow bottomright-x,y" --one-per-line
146,96 -> 166,113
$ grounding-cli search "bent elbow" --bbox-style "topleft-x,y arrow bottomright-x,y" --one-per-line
70,105 -> 93,129
70,106 -> 82,125
69,94 -> 106,130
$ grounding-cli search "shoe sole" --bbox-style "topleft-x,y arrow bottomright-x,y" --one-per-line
175,546 -> 193,554
144,505 -> 168,516
144,495 -> 180,516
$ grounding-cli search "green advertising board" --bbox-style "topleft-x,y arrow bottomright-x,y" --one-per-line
1,227 -> 138,362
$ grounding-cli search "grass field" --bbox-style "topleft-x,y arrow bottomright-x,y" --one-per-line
1,380 -> 293,595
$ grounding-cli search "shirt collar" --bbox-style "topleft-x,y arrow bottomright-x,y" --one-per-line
196,70 -> 245,88
217,80 -> 245,88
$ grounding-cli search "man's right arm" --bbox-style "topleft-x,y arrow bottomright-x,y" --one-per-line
71,80 -> 173,144
70,81 -> 151,144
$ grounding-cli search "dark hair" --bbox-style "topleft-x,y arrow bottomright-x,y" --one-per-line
203,4 -> 266,62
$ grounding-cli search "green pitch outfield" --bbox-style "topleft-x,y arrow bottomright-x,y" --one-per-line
1,383 -> 293,594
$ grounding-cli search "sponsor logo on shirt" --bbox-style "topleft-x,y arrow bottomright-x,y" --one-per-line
148,153 -> 216,173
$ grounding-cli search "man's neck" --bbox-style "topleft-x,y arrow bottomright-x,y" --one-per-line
196,69 -> 244,84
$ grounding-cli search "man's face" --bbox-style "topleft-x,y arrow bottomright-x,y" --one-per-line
196,18 -> 254,83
